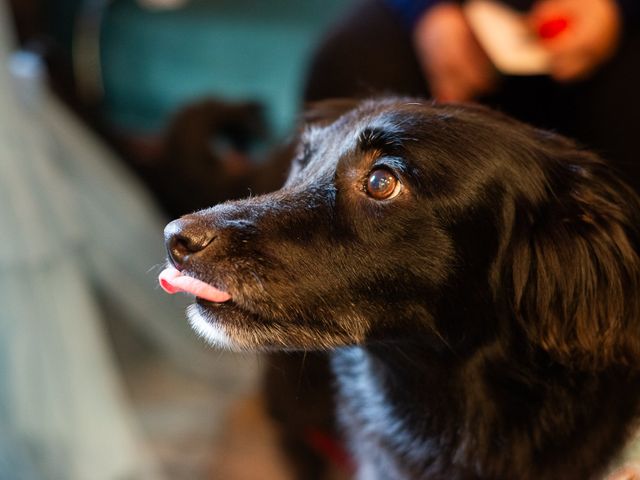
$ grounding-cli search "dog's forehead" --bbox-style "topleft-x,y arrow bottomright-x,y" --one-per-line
300,105 -> 415,169
290,99 -> 508,191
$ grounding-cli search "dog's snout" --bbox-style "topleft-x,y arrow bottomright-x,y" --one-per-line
164,218 -> 216,269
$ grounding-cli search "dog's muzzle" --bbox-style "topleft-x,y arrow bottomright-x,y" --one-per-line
159,216 -> 232,303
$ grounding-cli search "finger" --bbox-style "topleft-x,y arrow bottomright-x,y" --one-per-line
549,50 -> 595,81
528,0 -> 575,44
606,465 -> 640,480
529,0 -> 574,25
541,30 -> 583,56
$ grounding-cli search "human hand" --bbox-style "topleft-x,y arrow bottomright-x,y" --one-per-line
605,464 -> 640,480
529,0 -> 622,82
413,3 -> 496,102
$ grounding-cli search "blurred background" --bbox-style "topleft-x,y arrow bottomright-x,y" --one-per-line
0,0 -> 353,479
2,0 -> 637,479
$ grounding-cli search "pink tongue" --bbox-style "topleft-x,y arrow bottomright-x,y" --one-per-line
158,267 -> 232,303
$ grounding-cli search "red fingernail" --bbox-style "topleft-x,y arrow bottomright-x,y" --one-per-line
538,17 -> 569,39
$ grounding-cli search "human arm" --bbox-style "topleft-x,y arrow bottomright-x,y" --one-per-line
385,0 -> 497,102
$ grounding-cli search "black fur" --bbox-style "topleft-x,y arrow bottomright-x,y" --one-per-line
164,98 -> 640,479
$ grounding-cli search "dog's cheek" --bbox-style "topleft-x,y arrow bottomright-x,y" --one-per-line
322,196 -> 455,320
336,228 -> 456,341
240,232 -> 377,342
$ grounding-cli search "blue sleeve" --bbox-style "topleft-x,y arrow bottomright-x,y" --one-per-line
383,0 -> 459,29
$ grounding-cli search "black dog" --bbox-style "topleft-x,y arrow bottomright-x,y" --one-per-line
160,98 -> 640,479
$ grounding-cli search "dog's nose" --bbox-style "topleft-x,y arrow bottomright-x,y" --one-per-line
164,218 -> 216,269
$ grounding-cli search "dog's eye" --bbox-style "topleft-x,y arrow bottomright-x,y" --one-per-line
366,168 -> 401,200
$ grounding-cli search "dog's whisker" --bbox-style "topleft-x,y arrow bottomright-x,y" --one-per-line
426,323 -> 458,357
146,262 -> 167,274
295,350 -> 308,401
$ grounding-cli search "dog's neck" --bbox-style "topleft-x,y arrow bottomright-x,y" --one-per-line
332,344 -> 464,479
332,339 -> 640,480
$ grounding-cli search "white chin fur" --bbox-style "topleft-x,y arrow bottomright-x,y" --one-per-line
186,303 -> 236,350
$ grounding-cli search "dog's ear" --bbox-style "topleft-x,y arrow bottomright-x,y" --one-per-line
502,151 -> 640,370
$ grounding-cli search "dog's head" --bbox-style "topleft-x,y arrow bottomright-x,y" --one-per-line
161,98 -> 640,370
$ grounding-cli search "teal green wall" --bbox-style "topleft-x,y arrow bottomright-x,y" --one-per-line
101,0 -> 353,137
